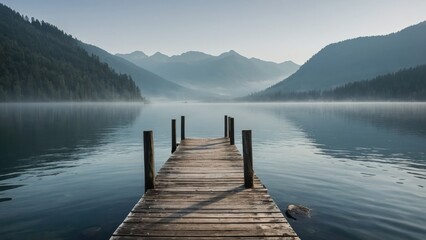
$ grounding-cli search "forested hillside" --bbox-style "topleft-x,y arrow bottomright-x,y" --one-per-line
246,65 -> 426,101
0,4 -> 142,101
323,65 -> 426,101
255,21 -> 426,98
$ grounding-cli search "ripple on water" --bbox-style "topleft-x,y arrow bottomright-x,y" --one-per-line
360,172 -> 376,177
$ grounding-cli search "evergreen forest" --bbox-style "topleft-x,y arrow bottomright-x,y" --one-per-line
0,4 -> 143,101
248,65 -> 426,101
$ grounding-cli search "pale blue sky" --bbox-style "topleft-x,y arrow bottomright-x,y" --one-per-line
1,0 -> 426,64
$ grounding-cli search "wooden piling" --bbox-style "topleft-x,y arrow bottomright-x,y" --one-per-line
227,116 -> 231,137
143,131 -> 155,192
242,130 -> 254,188
224,115 -> 228,138
171,119 -> 176,153
229,117 -> 235,145
181,116 -> 185,140
112,135 -> 299,239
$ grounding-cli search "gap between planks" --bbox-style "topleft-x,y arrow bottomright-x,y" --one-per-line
111,138 -> 297,239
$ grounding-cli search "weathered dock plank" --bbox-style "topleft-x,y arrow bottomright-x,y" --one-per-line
111,137 -> 298,239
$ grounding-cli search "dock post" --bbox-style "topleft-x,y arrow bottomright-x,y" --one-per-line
242,130 -> 254,188
143,131 -> 155,192
181,116 -> 185,140
171,119 -> 176,153
224,115 -> 228,138
229,117 -> 235,145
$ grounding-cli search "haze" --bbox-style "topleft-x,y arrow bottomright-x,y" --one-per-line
1,0 -> 426,64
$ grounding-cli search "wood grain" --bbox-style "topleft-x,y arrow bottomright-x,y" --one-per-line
111,138 -> 297,239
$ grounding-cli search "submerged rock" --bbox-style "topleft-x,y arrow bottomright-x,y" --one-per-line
286,204 -> 311,220
81,226 -> 102,239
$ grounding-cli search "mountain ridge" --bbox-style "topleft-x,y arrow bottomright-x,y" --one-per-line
116,50 -> 300,97
255,21 -> 426,98
80,43 -> 198,100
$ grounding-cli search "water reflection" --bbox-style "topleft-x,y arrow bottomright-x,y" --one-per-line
0,102 -> 425,240
266,103 -> 426,179
0,103 -> 142,191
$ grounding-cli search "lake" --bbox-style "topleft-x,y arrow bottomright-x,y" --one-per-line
0,102 -> 425,240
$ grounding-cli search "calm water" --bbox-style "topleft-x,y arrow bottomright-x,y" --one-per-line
0,102 -> 425,240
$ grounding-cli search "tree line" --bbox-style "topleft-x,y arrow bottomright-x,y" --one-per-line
247,64 -> 426,101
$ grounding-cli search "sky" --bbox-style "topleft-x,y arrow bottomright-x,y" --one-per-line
1,0 -> 426,64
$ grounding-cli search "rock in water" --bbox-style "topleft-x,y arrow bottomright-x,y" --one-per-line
286,204 -> 311,220
81,226 -> 101,239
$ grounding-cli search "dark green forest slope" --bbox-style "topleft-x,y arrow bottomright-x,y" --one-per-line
323,65 -> 426,101
0,4 -> 142,101
247,65 -> 426,101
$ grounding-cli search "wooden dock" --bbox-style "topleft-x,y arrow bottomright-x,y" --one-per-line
111,116 -> 299,239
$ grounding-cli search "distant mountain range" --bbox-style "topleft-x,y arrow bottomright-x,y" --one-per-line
116,50 -> 300,97
79,44 -> 211,100
253,21 -> 426,99
0,3 -> 300,102
3,2 -> 423,102
0,3 -> 214,101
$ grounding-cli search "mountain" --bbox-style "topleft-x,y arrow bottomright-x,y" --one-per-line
116,50 -> 300,97
170,51 -> 213,63
80,43 -> 198,100
247,65 -> 426,101
256,21 -> 426,98
119,50 -> 148,60
0,4 -> 142,101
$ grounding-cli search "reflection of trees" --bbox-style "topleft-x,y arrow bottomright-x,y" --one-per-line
269,104 -> 426,174
336,104 -> 426,139
0,103 -> 142,178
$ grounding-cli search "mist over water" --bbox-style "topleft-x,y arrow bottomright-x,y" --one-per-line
0,102 -> 425,240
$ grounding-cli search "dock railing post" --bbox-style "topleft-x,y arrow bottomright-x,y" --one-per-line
224,115 -> 228,138
181,116 -> 185,140
143,131 -> 155,192
171,119 -> 176,153
242,130 -> 254,188
227,116 -> 231,137
229,117 -> 235,145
